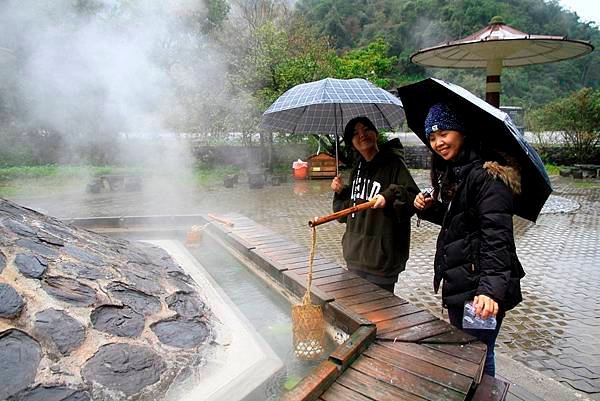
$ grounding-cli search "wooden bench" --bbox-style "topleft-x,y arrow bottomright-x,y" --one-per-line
574,164 -> 600,179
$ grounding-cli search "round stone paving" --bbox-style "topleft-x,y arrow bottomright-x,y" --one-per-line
0,283 -> 24,318
34,309 -> 86,356
106,282 -> 161,316
14,254 -> 47,279
59,261 -> 114,280
41,276 -> 97,306
166,291 -> 206,318
82,343 -> 165,396
539,194 -> 580,214
90,305 -> 145,338
0,250 -> 6,273
8,385 -> 90,401
151,319 -> 210,348
0,329 -> 42,400
0,198 -> 216,400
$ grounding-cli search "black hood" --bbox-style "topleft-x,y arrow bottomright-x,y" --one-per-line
360,138 -> 406,166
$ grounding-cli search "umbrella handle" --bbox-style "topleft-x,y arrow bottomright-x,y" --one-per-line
335,133 -> 339,176
308,198 -> 376,227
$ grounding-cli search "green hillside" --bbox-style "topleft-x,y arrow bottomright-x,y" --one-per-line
295,0 -> 599,107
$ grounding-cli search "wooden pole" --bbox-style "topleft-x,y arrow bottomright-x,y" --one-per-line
308,198 -> 376,227
207,213 -> 235,227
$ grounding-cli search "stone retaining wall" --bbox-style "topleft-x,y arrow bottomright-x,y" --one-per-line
192,144 -> 433,170
536,146 -> 600,165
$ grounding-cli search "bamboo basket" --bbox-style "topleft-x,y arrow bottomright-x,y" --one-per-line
291,226 -> 325,360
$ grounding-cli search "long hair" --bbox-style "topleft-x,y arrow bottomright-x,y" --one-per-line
430,153 -> 455,202
343,116 -> 378,146
430,134 -> 483,202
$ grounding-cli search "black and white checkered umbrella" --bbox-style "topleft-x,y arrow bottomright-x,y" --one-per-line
262,78 -> 404,172
263,78 -> 404,134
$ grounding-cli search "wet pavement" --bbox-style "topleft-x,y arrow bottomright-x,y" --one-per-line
9,170 -> 600,398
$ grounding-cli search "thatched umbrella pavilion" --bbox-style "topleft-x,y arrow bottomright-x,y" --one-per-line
410,16 -> 594,107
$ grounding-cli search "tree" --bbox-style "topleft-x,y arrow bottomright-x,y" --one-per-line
229,19 -> 336,109
295,0 -> 600,107
215,1 -> 339,168
203,0 -> 230,33
334,38 -> 397,89
529,88 -> 600,163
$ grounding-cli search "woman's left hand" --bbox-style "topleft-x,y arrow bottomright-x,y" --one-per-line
473,295 -> 498,320
371,194 -> 386,208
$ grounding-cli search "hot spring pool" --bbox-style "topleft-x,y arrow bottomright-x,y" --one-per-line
142,232 -> 337,401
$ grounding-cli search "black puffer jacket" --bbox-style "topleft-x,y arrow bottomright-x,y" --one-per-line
420,157 -> 525,311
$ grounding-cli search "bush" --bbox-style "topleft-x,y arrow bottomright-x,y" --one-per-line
528,88 -> 600,164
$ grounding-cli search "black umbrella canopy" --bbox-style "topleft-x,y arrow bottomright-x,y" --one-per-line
398,78 -> 552,222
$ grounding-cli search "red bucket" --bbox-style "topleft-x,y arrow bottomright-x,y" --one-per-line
292,160 -> 309,180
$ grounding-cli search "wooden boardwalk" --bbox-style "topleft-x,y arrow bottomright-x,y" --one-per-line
205,213 -> 501,401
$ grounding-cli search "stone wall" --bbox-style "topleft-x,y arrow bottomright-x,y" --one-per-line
535,146 -> 600,165
192,144 -> 311,169
192,142 -> 600,170
192,143 -> 434,170
0,199 -> 217,401
402,145 -> 431,169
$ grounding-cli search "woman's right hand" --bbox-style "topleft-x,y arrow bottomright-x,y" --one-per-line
414,192 -> 434,210
331,175 -> 343,193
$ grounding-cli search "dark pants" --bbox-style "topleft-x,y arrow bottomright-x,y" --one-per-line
346,266 -> 397,293
447,306 -> 505,377
375,282 -> 395,292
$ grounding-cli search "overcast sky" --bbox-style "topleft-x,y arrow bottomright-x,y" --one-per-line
559,0 -> 600,25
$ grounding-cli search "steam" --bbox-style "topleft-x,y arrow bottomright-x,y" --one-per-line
0,0 -> 240,215
413,17 -> 448,49
6,3 -> 157,133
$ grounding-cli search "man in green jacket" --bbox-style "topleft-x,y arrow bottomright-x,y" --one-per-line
331,117 -> 419,292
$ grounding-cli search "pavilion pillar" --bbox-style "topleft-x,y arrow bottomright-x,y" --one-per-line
485,59 -> 502,108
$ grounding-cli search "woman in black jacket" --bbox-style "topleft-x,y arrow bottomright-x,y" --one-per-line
414,103 -> 525,377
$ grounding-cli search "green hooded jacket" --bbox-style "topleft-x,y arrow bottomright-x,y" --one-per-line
333,139 -> 419,282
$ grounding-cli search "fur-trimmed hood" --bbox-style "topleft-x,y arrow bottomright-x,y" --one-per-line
483,160 -> 522,195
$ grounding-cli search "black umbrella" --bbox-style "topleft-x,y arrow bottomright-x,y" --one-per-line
398,78 -> 552,222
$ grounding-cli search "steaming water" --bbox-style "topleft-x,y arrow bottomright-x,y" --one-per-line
188,234 -> 336,400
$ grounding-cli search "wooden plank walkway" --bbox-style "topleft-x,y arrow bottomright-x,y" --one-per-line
206,213 -> 490,401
